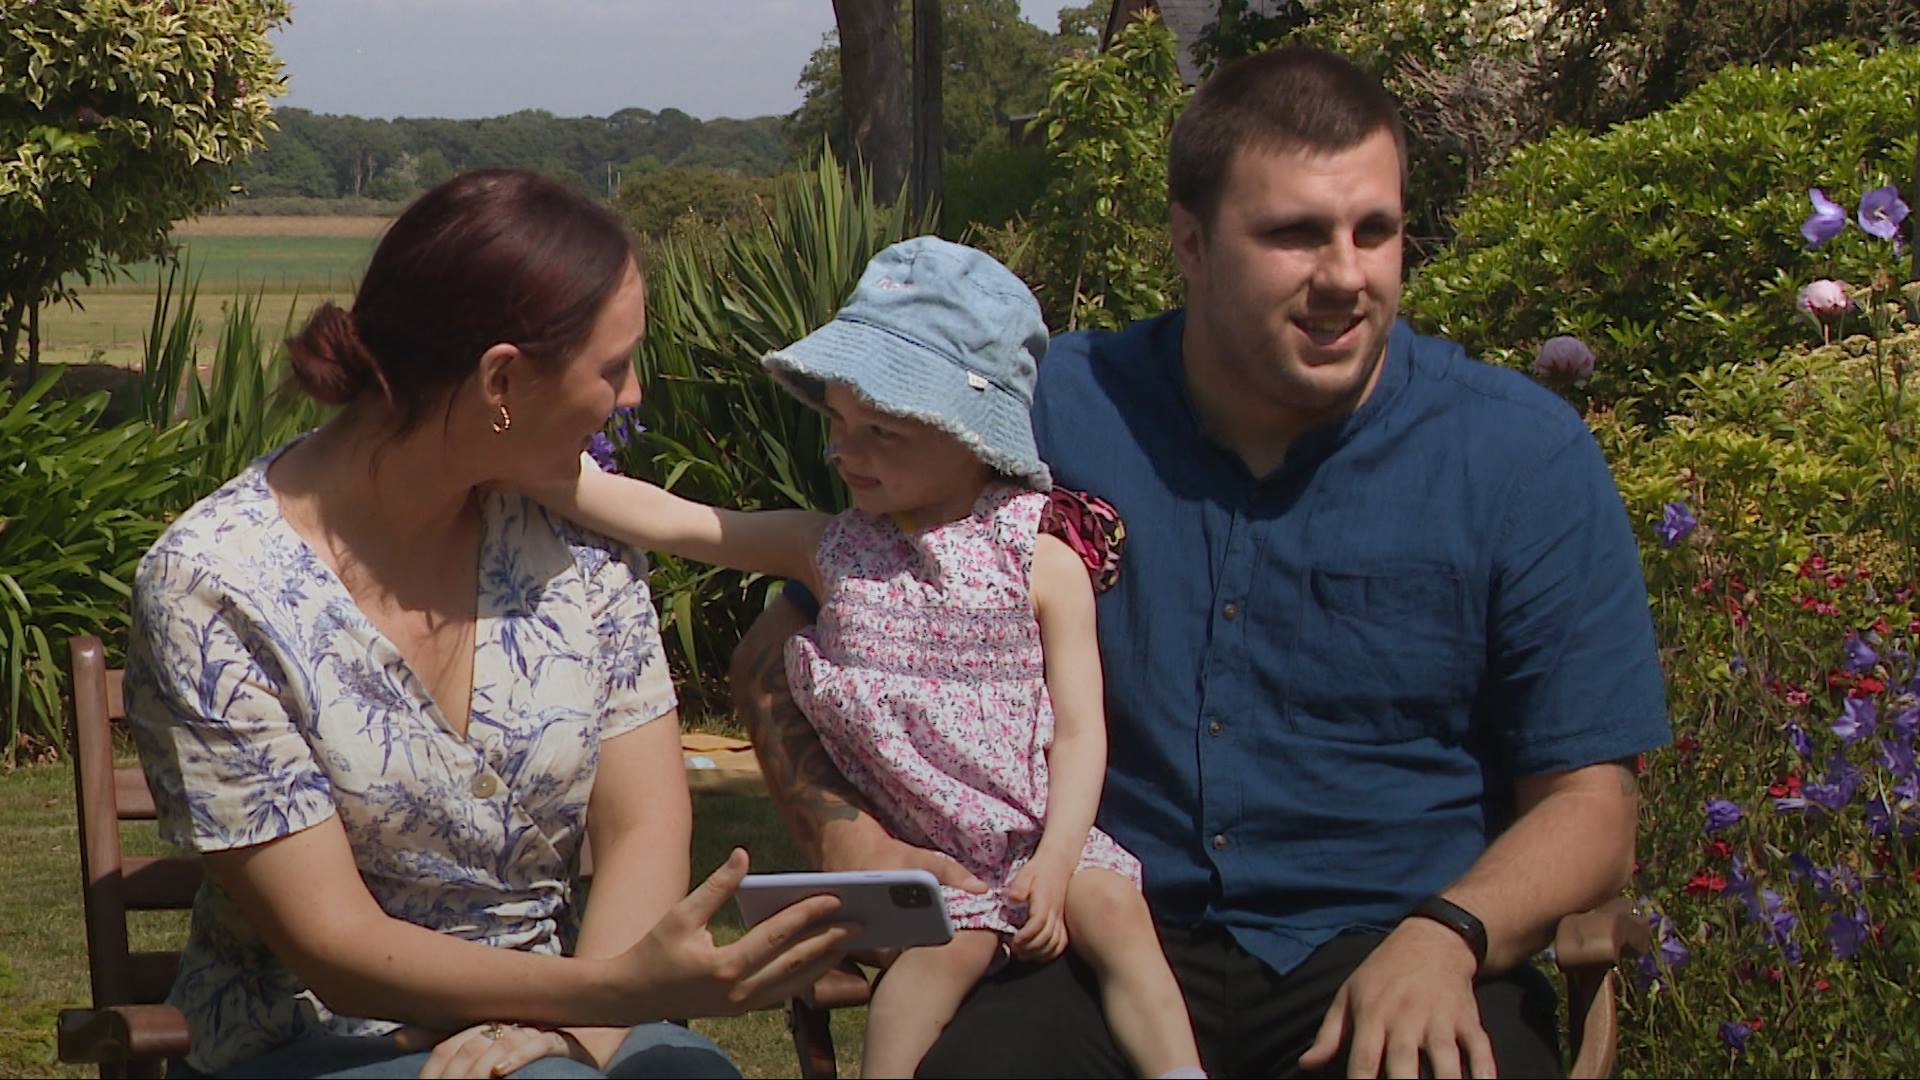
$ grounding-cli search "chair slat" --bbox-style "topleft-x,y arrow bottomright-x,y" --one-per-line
106,668 -> 126,723
115,766 -> 157,821
122,857 -> 202,911
128,952 -> 183,1006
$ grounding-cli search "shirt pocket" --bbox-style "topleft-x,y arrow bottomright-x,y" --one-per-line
1286,561 -> 1477,745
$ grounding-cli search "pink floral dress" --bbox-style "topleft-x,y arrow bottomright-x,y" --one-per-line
787,483 -> 1143,933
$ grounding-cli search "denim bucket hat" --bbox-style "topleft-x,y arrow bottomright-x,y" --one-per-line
762,236 -> 1052,490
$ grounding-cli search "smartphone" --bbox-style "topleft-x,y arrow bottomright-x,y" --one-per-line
736,869 -> 955,951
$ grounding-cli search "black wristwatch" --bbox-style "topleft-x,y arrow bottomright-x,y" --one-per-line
1407,894 -> 1488,972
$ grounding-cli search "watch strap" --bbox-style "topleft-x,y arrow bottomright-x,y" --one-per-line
1408,894 -> 1488,971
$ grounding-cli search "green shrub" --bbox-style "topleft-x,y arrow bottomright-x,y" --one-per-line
140,262 -> 323,492
1596,302 -> 1920,1073
0,373 -> 203,759
942,139 -> 1050,236
988,10 -> 1186,331
1404,43 -> 1920,415
620,150 -> 927,719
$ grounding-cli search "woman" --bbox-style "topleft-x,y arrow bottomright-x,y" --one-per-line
126,169 -> 846,1079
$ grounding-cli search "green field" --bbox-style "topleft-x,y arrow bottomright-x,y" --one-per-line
34,222 -> 381,370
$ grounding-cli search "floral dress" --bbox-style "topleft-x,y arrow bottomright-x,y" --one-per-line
787,483 -> 1142,934
125,442 -> 677,1076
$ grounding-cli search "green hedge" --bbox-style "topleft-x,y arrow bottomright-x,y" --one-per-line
1405,42 -> 1920,413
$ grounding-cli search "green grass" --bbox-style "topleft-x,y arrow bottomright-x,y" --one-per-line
0,762 -> 863,1079
34,232 -> 375,369
94,235 -> 375,295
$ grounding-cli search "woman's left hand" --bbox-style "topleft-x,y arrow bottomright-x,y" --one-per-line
413,1020 -> 583,1079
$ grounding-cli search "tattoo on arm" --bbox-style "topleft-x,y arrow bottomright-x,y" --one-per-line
734,628 -> 866,863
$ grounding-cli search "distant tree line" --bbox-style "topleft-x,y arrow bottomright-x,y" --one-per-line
235,106 -> 787,202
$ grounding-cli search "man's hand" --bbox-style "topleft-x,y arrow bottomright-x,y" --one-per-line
1298,917 -> 1494,1079
1006,851 -> 1072,962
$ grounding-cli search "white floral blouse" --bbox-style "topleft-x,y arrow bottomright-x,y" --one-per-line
125,443 -> 676,1075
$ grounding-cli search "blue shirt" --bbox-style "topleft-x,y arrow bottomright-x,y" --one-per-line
1029,311 -> 1668,976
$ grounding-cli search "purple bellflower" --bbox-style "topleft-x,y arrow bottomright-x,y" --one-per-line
1843,634 -> 1879,674
1657,501 -> 1698,549
1703,798 -> 1743,832
1802,188 -> 1847,247
1831,697 -> 1877,744
1858,184 -> 1911,247
1719,1022 -> 1753,1053
1825,906 -> 1870,960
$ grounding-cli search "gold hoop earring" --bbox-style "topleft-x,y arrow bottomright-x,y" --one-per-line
490,403 -> 512,434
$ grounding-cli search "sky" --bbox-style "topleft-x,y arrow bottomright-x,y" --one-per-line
270,0 -> 1081,122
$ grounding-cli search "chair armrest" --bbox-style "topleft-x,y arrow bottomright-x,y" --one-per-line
1553,898 -> 1650,1080
57,1003 -> 192,1066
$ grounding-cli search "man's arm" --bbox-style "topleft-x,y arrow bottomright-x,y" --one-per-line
729,596 -> 985,892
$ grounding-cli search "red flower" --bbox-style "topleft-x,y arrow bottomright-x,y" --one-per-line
1854,678 -> 1886,695
1685,870 -> 1728,896
1694,578 -> 1716,594
1911,866 -> 1919,885
1673,736 -> 1700,759
1706,839 -> 1734,859
1872,617 -> 1890,633
1813,979 -> 1830,992
1762,966 -> 1783,983
1827,670 -> 1854,689
1827,573 -> 1847,589
1769,774 -> 1802,798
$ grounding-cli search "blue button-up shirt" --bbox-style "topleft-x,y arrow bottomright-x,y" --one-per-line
1030,311 -> 1668,976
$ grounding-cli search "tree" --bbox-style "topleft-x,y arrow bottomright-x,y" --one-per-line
0,0 -> 288,380
792,1 -> 1096,172
832,0 -> 913,199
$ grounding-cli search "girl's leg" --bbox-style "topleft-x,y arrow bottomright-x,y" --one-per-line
860,929 -> 1002,1079
1065,870 -> 1206,1078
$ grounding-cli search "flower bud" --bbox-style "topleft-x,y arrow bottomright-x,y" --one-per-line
1532,335 -> 1594,384
1796,279 -> 1850,317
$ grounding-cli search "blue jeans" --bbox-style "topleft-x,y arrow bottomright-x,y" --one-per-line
174,1022 -> 740,1079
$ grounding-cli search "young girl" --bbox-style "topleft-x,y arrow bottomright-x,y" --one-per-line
541,237 -> 1204,1079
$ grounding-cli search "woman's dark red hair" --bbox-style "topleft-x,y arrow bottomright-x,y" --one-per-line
287,168 -> 635,432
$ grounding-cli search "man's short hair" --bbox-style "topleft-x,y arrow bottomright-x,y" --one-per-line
1168,45 -> 1407,229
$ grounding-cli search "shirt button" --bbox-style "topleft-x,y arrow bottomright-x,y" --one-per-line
1212,833 -> 1229,851
1222,602 -> 1240,621
471,772 -> 498,799
1207,719 -> 1224,736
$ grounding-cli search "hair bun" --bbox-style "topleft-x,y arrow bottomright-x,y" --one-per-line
286,302 -> 383,405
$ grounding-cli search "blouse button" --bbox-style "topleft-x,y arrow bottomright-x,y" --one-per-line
471,772 -> 499,799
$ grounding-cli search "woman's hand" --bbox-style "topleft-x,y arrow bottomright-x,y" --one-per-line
615,848 -> 854,1018
1007,851 -> 1074,962
413,1021 -> 581,1079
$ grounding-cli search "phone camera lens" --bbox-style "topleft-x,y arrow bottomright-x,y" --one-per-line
888,883 -> 931,908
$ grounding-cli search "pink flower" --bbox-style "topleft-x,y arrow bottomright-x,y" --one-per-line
1532,335 -> 1594,385
1797,279 -> 1851,318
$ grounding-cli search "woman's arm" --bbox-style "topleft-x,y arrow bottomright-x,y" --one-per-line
202,815 -> 847,1031
542,464 -> 828,591
557,711 -> 693,1066
1028,532 -> 1107,866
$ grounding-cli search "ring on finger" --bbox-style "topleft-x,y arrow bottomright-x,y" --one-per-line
482,1022 -> 506,1040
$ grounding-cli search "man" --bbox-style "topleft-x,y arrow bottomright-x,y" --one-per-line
731,46 -> 1668,1078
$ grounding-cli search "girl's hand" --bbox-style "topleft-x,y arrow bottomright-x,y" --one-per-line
1007,852 -> 1074,962
414,1021 -> 579,1078
614,848 -> 855,1018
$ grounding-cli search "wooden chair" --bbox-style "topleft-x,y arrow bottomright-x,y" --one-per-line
58,635 -> 198,1079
